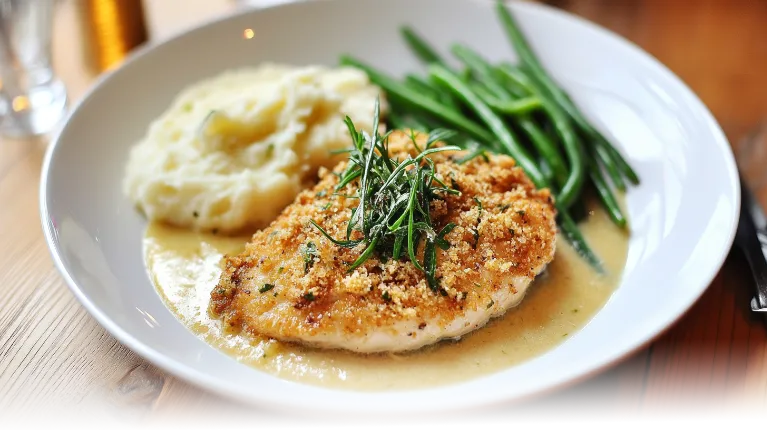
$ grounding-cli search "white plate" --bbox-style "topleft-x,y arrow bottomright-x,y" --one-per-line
40,0 -> 740,415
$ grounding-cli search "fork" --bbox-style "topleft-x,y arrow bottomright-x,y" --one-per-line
734,122 -> 767,324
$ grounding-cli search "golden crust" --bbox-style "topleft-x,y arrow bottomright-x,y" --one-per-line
209,131 -> 557,351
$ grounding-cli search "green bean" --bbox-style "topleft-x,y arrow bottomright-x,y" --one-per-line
391,85 -> 503,153
428,64 -> 546,188
558,209 -> 604,273
524,64 -> 639,186
588,160 -> 627,228
496,97 -> 542,115
495,1 -> 639,185
497,64 -> 586,210
468,81 -> 543,116
404,74 -> 442,98
404,74 -> 461,112
451,44 -> 519,98
469,82 -> 542,115
404,75 -> 448,107
495,1 -> 553,88
447,59 -> 602,262
505,66 -> 626,228
460,67 -> 473,82
512,63 -> 630,194
537,156 -> 555,185
494,62 -> 531,96
466,77 -> 502,99
598,134 -> 640,185
517,118 -> 567,187
495,97 -> 542,115
452,46 -> 568,189
401,27 -> 445,65
340,56 -> 496,145
496,64 -> 536,98
515,63 -> 632,191
593,142 -> 626,191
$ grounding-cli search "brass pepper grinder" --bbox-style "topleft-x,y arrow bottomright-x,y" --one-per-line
81,0 -> 148,73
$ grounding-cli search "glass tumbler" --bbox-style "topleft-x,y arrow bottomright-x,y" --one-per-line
0,0 -> 67,138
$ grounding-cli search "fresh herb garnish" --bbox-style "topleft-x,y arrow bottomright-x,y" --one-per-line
473,197 -> 483,216
303,292 -> 316,302
311,98 -> 461,291
259,284 -> 275,293
472,197 -> 483,249
382,291 -> 392,302
300,241 -> 319,273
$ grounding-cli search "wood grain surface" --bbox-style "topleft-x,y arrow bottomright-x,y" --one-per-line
1,0 -> 766,423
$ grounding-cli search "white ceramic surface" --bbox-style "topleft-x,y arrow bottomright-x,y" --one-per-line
40,0 -> 740,415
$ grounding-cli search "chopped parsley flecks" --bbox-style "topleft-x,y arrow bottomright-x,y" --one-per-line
300,241 -> 319,273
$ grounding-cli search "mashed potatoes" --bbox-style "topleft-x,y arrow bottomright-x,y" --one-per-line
123,64 -> 385,234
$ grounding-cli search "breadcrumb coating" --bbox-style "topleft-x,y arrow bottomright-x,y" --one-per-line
210,131 -> 557,353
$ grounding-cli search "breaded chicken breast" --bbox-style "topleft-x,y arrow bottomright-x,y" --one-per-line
210,131 -> 557,353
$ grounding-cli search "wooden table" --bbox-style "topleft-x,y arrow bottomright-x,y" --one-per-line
2,0 -> 766,423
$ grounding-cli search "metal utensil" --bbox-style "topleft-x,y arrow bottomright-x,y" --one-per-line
734,123 -> 767,325
735,176 -> 767,316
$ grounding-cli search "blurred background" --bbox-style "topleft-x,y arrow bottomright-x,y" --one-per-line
2,0 -> 760,157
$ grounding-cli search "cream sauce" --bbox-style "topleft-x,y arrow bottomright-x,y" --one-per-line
143,201 -> 628,391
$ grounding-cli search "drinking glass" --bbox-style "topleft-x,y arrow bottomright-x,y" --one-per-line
0,0 -> 67,138
234,0 -> 296,9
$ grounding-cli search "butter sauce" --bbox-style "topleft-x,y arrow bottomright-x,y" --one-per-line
143,203 -> 628,391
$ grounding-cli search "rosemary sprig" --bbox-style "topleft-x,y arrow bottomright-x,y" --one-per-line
312,98 -> 460,291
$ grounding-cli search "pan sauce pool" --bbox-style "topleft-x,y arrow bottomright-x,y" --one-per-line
143,201 -> 628,391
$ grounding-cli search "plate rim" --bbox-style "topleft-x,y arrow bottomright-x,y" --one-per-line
39,0 -> 741,415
